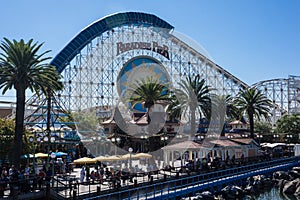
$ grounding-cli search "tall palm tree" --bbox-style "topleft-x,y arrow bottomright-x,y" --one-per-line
235,87 -> 272,139
0,38 -> 63,169
128,77 -> 170,124
211,94 -> 238,136
167,92 -> 182,121
175,75 -> 211,136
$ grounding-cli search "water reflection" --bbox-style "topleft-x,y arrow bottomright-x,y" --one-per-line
246,188 -> 297,200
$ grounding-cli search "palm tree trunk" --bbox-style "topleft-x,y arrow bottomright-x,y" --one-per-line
46,88 -> 51,171
249,114 -> 254,139
191,108 -> 196,137
13,87 -> 26,169
220,124 -> 226,137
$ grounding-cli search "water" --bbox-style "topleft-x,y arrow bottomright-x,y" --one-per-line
250,188 -> 297,200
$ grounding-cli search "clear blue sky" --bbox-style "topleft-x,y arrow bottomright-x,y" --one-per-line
1,0 -> 300,102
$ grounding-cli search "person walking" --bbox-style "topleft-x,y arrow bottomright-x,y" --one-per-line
80,167 -> 85,183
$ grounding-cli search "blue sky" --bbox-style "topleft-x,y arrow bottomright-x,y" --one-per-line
1,0 -> 300,102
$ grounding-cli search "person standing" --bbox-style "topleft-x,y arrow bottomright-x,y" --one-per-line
80,167 -> 85,183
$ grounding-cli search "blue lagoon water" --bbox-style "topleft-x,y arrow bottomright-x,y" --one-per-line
250,188 -> 297,200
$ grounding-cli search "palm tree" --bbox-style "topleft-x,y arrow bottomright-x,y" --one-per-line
235,87 -> 272,139
175,75 -> 211,136
0,38 -> 63,169
167,92 -> 182,121
211,94 -> 238,136
128,77 -> 170,124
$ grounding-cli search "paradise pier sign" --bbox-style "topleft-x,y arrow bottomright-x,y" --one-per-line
116,41 -> 170,60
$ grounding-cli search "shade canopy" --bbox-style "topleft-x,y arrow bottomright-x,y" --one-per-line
120,153 -> 152,160
35,153 -> 49,158
93,156 -> 107,161
94,155 -> 123,162
133,153 -> 152,159
73,157 -> 96,164
120,153 -> 133,160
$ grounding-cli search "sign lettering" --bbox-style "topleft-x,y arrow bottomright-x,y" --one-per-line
116,42 -> 170,60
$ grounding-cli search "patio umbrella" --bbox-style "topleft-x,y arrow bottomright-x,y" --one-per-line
93,156 -> 107,162
35,153 -> 49,158
134,153 -> 152,159
120,153 -> 139,160
73,157 -> 96,164
94,155 -> 122,162
55,152 -> 68,157
105,155 -> 122,161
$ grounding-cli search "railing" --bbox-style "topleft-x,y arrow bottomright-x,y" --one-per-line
52,170 -> 165,199
0,175 -> 46,199
82,156 -> 300,200
3,156 -> 296,199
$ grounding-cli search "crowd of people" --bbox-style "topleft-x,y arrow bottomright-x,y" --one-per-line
0,164 -> 53,197
77,163 -> 158,189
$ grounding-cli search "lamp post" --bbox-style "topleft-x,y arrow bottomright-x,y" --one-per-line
273,134 -> 279,142
286,134 -> 293,156
196,135 -> 204,141
29,134 -> 36,174
50,136 -> 56,150
92,136 -> 101,156
176,134 -> 183,139
140,135 -> 148,152
257,134 -> 263,145
228,135 -> 234,139
50,152 -> 56,186
44,134 -> 56,172
161,136 -> 168,147
128,147 -> 133,171
111,137 -> 121,155
286,134 -> 293,143
43,134 -> 51,170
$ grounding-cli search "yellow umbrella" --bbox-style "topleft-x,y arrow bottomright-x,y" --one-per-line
35,153 -> 48,158
133,153 -> 152,159
96,155 -> 123,162
107,155 -> 123,161
73,157 -> 96,164
93,156 -> 107,162
120,153 -> 132,159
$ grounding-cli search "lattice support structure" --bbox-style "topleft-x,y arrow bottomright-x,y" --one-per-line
252,75 -> 300,125
53,12 -> 247,116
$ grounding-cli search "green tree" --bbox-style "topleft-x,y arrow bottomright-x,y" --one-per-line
235,87 -> 272,139
275,114 -> 300,135
0,118 -> 14,160
0,118 -> 32,162
71,109 -> 99,137
254,121 -> 272,135
0,38 -> 63,169
175,75 -> 211,136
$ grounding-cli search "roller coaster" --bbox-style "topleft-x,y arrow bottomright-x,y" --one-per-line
23,12 -> 299,128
